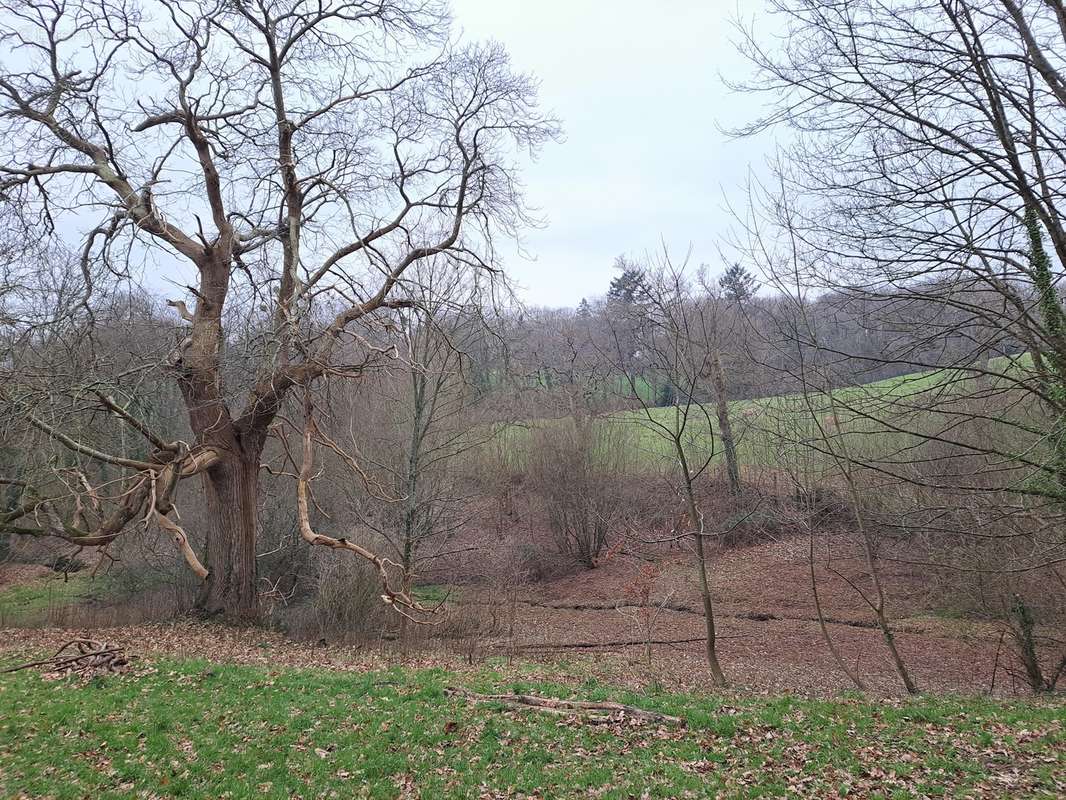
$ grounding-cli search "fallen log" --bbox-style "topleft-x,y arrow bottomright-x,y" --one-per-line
460,599 -> 924,633
498,636 -> 717,651
447,687 -> 685,726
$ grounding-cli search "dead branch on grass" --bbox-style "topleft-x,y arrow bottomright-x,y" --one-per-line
1,638 -> 131,676
447,687 -> 685,726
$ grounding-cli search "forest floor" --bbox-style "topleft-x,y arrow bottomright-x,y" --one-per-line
443,534 -> 1032,698
0,534 -> 1050,697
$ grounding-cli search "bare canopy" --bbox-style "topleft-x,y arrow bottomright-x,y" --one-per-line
0,0 -> 557,617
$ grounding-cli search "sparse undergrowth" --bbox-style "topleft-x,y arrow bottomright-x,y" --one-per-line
0,571 -> 183,628
0,574 -> 112,624
1,658 -> 1062,799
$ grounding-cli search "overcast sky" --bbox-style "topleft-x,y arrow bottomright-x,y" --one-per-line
449,0 -> 773,308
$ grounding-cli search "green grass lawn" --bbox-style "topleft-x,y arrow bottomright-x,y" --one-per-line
410,584 -> 459,605
615,358 -> 1030,470
1,659 -> 1062,798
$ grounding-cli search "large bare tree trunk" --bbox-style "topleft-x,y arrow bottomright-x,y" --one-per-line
195,452 -> 261,618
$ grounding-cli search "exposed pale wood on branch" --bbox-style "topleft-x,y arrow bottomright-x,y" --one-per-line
155,511 -> 209,579
297,411 -> 439,621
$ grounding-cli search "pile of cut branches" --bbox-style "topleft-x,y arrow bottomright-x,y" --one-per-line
1,638 -> 131,678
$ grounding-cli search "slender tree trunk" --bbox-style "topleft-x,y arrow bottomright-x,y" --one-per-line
850,483 -> 918,694
807,511 -> 866,691
399,543 -> 413,649
693,529 -> 727,686
677,444 -> 727,686
1008,594 -> 1052,694
829,407 -> 918,695
399,390 -> 422,648
195,452 -> 261,618
708,350 -> 741,494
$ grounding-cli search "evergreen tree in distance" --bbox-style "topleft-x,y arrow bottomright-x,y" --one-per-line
607,255 -> 649,305
719,263 -> 758,304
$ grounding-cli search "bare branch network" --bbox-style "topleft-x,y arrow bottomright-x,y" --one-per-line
0,0 -> 558,617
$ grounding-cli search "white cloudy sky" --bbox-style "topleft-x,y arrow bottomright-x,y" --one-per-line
449,0 -> 775,307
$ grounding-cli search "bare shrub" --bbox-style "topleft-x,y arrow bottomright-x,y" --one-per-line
691,475 -> 781,549
392,596 -> 502,664
617,562 -> 675,665
525,418 -> 635,568
909,501 -> 1064,693
281,548 -> 388,644
872,432 -> 1066,693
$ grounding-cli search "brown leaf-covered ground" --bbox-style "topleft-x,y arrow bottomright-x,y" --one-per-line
0,534 -> 1044,697
448,536 -> 1023,697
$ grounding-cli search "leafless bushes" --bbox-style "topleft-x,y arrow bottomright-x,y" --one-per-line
876,480 -> 1066,693
0,573 -> 197,630
525,418 -> 635,568
617,562 -> 674,665
280,545 -> 389,644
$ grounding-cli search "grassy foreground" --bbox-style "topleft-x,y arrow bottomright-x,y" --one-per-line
1,659 -> 1063,798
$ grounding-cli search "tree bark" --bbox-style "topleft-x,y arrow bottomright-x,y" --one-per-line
677,443 -> 728,687
708,350 -> 741,494
693,528 -> 727,686
194,452 -> 261,618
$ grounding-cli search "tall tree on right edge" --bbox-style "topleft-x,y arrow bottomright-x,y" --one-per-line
732,0 -> 1066,692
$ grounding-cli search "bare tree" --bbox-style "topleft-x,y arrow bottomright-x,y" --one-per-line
336,260 -> 499,604
733,0 -> 1066,503
603,248 -> 729,686
695,272 -> 745,495
753,396 -> 869,692
0,1 -> 556,617
732,0 -> 1066,690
